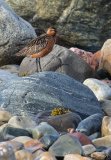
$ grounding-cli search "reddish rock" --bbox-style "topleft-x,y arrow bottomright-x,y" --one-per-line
68,132 -> 93,145
69,47 -> 100,70
92,50 -> 101,70
24,139 -> 45,153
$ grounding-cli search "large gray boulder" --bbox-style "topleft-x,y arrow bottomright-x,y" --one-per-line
0,0 -> 36,66
6,0 -> 111,51
0,70 -> 103,119
19,45 -> 94,82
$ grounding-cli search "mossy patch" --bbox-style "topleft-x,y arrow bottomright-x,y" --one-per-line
51,107 -> 70,116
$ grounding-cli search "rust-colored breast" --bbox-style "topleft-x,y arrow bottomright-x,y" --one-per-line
16,34 -> 56,58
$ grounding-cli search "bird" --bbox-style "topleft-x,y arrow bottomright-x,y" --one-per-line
16,27 -> 57,72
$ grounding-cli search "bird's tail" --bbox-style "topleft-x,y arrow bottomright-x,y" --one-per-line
15,46 -> 30,57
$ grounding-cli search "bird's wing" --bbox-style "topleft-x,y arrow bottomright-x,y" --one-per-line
16,34 -> 50,56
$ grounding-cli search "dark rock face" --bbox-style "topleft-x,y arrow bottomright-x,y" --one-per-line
0,70 -> 103,119
19,45 -> 94,82
6,0 -> 111,51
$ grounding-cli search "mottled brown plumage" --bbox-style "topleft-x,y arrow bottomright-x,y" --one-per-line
16,27 -> 57,59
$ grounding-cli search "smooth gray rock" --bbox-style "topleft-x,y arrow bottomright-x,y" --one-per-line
19,44 -> 94,82
30,122 -> 59,139
0,65 -> 20,75
0,71 -> 103,119
40,134 -> 58,149
76,114 -> 104,136
0,0 -> 36,66
49,134 -> 83,157
8,116 -> 36,129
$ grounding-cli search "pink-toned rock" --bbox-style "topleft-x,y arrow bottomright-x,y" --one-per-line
64,154 -> 91,160
24,139 -> 45,153
99,39 -> 111,75
69,47 -> 98,70
68,132 -> 92,145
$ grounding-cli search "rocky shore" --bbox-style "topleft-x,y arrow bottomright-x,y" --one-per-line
0,0 -> 111,160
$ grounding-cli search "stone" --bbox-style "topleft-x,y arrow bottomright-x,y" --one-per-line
96,146 -> 107,152
33,149 -> 45,160
0,65 -> 20,75
69,47 -> 96,70
94,69 -> 111,80
49,134 -> 83,157
30,122 -> 59,139
76,114 -> 103,136
11,136 -> 33,144
64,154 -> 91,160
0,71 -> 102,119
100,100 -> 111,116
0,142 -> 16,160
101,116 -> 111,136
82,144 -> 96,156
19,45 -> 94,82
24,139 -> 45,153
15,149 -> 33,160
26,1 -> 111,51
103,147 -> 111,160
83,78 -> 111,100
93,135 -> 111,147
88,132 -> 101,141
8,116 -> 36,129
92,50 -> 101,70
0,124 -> 32,141
35,152 -> 57,160
91,152 -> 106,160
5,0 -> 36,20
1,141 -> 23,152
0,110 -> 12,126
68,132 -> 92,146
40,135 -> 58,149
99,39 -> 111,76
36,111 -> 81,132
6,1 -> 111,52
0,0 -> 36,66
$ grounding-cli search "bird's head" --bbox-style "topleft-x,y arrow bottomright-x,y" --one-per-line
46,27 -> 57,36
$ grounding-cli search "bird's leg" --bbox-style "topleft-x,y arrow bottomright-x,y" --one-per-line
38,58 -> 42,72
36,58 -> 39,72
